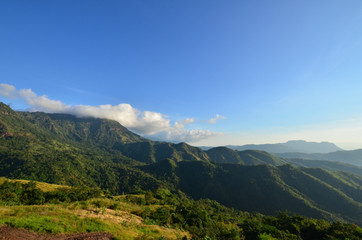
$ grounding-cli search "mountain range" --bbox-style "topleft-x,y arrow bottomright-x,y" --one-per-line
1,102 -> 362,225
201,140 -> 343,153
276,150 -> 362,167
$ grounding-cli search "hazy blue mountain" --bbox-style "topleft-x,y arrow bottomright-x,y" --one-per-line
283,140 -> 343,153
219,140 -> 343,154
226,143 -> 294,153
277,149 -> 362,166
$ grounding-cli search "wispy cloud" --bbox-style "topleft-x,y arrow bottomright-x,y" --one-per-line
0,83 -> 222,142
208,114 -> 227,124
174,118 -> 194,129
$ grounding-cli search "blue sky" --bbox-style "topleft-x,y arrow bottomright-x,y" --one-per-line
1,1 -> 362,149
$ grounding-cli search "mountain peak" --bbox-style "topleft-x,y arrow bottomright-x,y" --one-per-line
283,140 -> 342,153
0,102 -> 16,115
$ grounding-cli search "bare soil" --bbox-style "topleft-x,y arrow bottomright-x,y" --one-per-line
73,208 -> 143,225
0,225 -> 114,240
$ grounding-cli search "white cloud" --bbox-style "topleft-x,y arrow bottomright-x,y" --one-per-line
0,84 -> 222,142
0,84 -> 16,98
68,104 -> 170,135
18,88 -> 70,113
208,114 -> 227,124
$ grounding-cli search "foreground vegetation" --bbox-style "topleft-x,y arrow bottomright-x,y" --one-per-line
1,180 -> 362,240
0,180 -> 188,239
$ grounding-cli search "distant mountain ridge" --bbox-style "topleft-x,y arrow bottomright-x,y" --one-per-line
276,149 -> 362,167
204,146 -> 362,176
201,140 -> 343,153
202,139 -> 362,168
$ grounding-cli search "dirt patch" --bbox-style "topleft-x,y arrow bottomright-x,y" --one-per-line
0,225 -> 114,240
73,208 -> 143,225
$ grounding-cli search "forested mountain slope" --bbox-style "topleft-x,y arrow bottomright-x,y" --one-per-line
206,147 -> 287,165
286,158 -> 362,176
141,160 -> 362,225
1,102 -> 362,226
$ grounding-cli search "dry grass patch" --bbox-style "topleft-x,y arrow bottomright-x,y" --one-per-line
0,177 -> 68,192
74,208 -> 143,225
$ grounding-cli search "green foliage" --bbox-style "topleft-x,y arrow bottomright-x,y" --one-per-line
0,180 -> 45,205
145,191 -> 154,205
140,191 -> 246,239
137,189 -> 362,240
0,180 -> 103,205
258,233 -> 277,240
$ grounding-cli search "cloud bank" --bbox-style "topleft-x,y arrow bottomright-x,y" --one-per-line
0,84 -> 222,143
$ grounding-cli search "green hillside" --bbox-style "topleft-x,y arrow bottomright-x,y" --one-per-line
1,103 -> 362,230
117,141 -> 209,164
142,160 -> 362,225
286,158 -> 362,177
206,147 -> 245,164
206,147 -> 286,165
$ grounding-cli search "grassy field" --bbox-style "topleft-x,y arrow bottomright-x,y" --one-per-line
0,198 -> 190,240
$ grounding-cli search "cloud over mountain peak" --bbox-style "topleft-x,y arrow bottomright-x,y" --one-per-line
0,83 -> 221,143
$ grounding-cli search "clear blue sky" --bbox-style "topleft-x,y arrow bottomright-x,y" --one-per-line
1,1 -> 362,149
